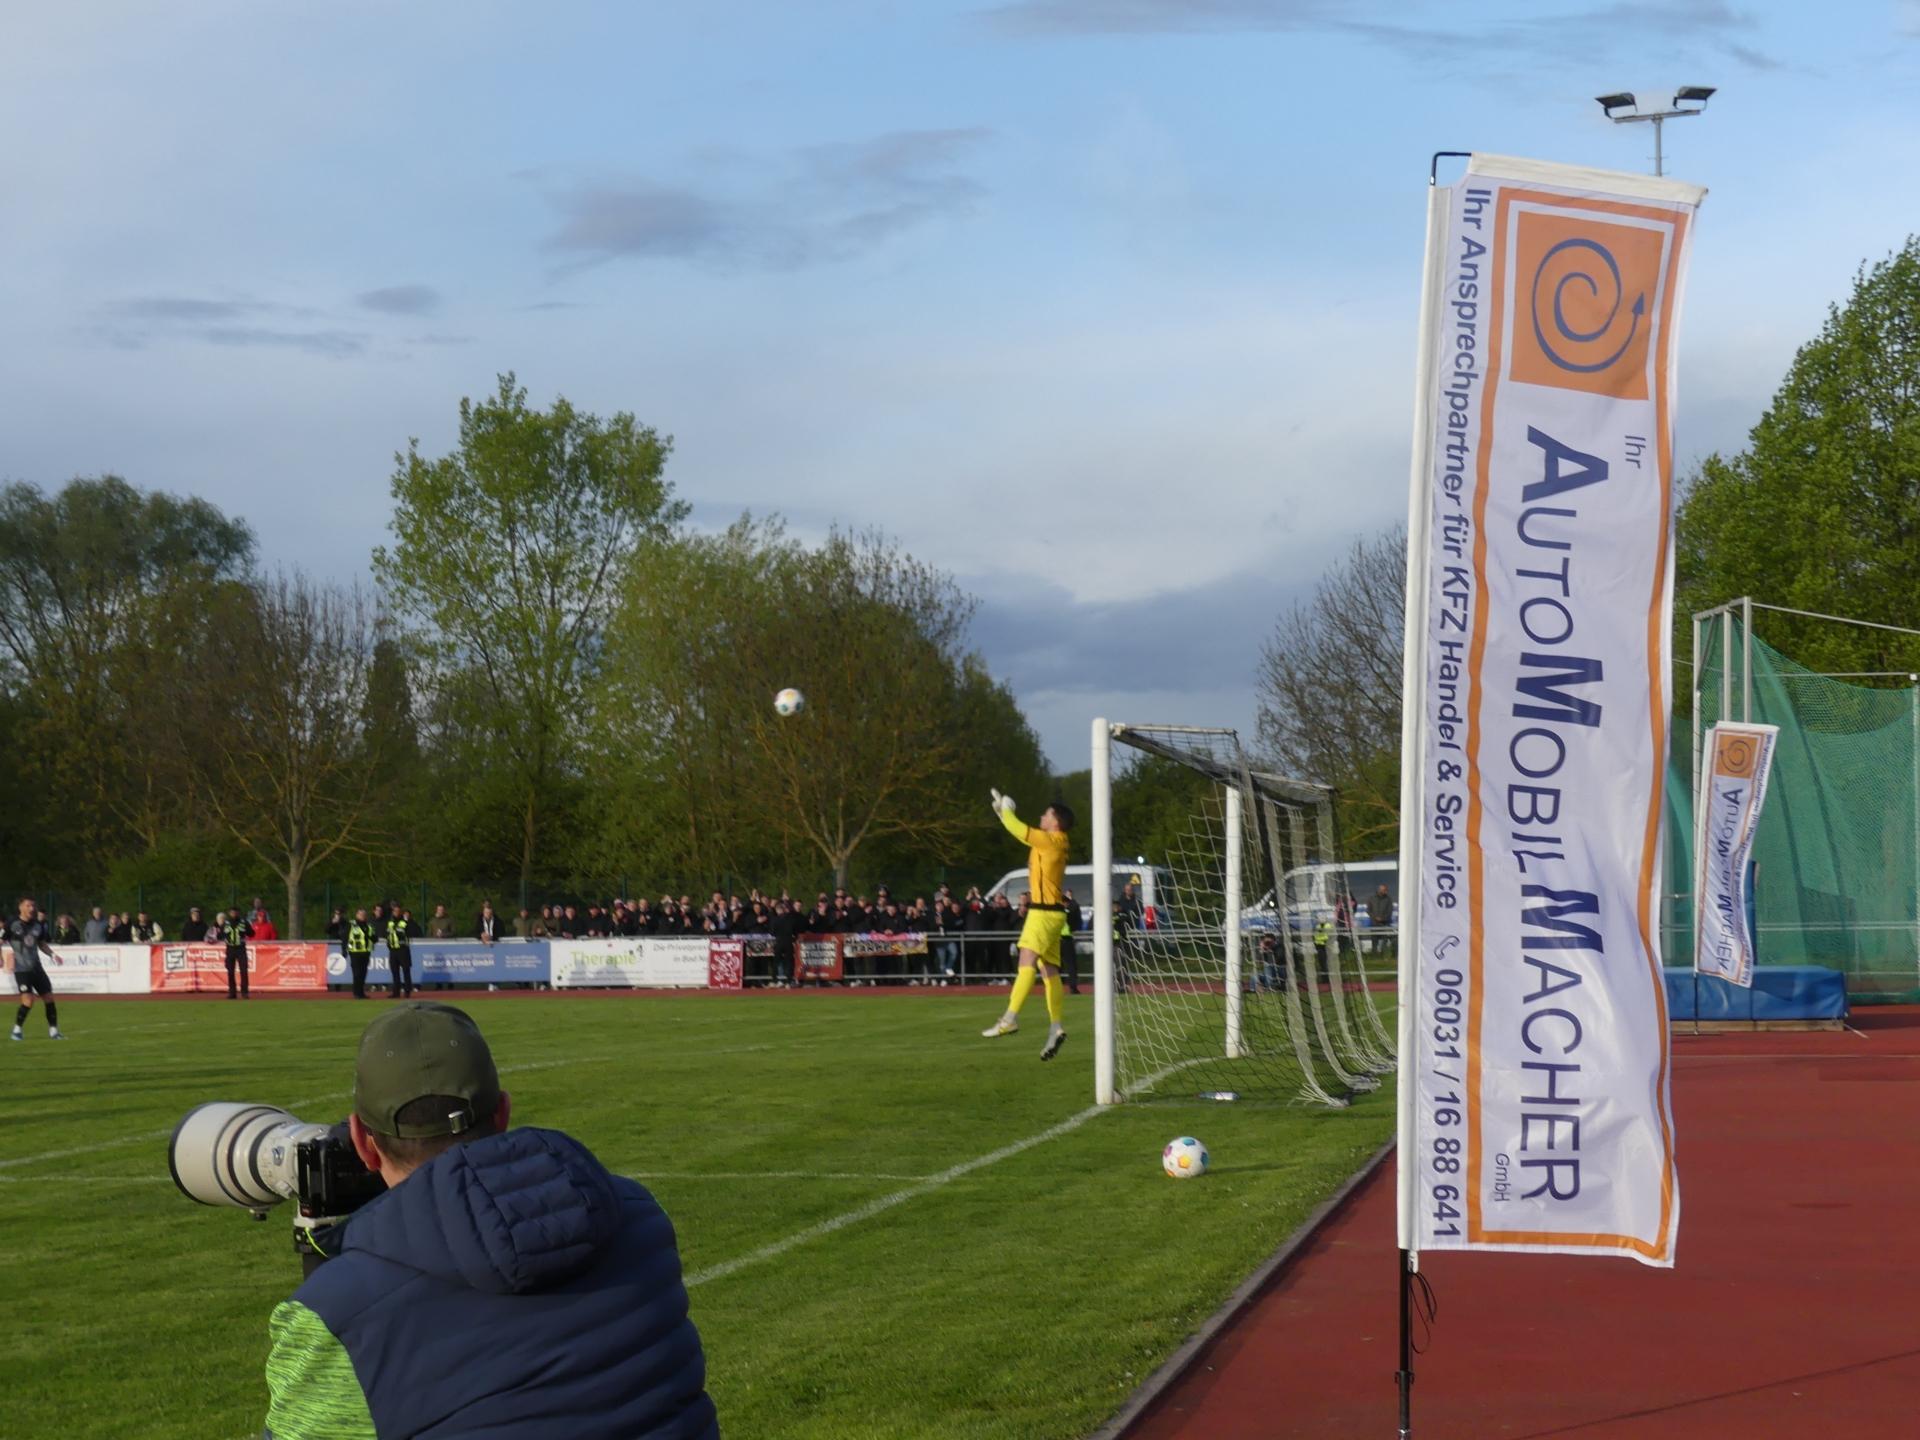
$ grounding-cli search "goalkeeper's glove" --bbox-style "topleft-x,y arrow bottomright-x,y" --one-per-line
990,788 -> 1015,815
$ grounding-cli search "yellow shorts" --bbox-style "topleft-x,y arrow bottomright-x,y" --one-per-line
1017,909 -> 1070,967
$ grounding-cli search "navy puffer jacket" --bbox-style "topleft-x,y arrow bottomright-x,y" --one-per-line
287,1127 -> 718,1439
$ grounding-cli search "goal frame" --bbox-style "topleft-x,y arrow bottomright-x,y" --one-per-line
1090,717 -> 1392,1105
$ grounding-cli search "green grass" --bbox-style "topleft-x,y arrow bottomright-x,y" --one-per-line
1,992 -> 1393,1439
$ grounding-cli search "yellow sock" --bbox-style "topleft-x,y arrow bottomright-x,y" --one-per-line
1043,972 -> 1065,1025
1007,965 -> 1037,1015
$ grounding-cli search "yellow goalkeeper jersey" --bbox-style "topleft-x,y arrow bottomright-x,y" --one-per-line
1001,806 -> 1069,908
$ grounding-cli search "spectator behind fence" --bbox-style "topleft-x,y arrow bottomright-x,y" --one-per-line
53,913 -> 80,945
249,907 -> 277,941
1367,883 -> 1394,955
106,912 -> 132,944
513,907 -> 533,938
84,907 -> 110,943
428,903 -> 454,939
131,911 -> 164,943
477,901 -> 504,943
325,908 -> 344,943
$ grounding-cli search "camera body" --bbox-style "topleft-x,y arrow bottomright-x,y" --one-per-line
171,1102 -> 388,1274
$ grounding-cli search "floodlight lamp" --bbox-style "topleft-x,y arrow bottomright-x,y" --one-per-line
1675,85 -> 1716,106
1595,91 -> 1637,116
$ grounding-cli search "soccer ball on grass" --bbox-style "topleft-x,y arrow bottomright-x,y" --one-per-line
1163,1136 -> 1209,1179
774,688 -> 805,716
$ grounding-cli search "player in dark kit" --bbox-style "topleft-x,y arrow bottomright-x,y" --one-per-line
221,908 -> 255,999
7,898 -> 65,1040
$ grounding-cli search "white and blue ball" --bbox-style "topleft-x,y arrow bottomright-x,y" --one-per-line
1163,1136 -> 1209,1179
774,687 -> 805,717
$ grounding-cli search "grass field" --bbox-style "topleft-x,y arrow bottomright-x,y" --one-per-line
1,991 -> 1393,1440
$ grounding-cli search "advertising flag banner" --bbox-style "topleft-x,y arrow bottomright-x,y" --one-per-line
1694,723 -> 1778,988
1396,154 -> 1704,1267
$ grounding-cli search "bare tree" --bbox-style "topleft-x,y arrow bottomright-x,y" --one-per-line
1256,526 -> 1405,856
603,522 -> 987,889
739,531 -> 979,889
167,574 -> 385,937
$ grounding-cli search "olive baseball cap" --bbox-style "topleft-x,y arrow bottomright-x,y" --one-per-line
354,1002 -> 501,1138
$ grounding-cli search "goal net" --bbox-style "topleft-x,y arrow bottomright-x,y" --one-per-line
1090,722 -> 1395,1107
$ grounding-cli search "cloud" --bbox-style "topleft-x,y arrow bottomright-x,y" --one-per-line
967,563 -> 1315,766
981,0 -> 1777,67
95,296 -> 370,355
545,128 -> 991,271
357,284 -> 440,315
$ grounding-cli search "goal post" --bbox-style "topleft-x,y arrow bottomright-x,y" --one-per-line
1090,719 -> 1394,1106
1093,716 -> 1116,1105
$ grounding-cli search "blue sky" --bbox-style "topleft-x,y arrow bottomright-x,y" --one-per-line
4,1 -> 1919,767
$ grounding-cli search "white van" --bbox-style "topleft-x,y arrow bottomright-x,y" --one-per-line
985,864 -> 1172,929
1277,858 -> 1398,930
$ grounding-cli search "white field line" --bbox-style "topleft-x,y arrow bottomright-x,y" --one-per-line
0,1175 -> 170,1182
683,1103 -> 1105,1288
0,1056 -> 602,1172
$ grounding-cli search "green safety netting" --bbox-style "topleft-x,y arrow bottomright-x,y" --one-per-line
1665,621 -> 1920,1000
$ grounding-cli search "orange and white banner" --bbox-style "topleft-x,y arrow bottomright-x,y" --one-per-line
1396,155 -> 1703,1267
150,942 -> 330,993
1694,723 -> 1778,988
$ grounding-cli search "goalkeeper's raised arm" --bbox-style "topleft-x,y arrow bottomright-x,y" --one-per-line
980,792 -> 1075,1060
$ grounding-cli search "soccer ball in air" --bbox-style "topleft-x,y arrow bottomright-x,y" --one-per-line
774,688 -> 805,717
1163,1136 -> 1209,1179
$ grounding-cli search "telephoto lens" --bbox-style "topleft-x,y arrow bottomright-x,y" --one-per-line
169,1102 -> 331,1214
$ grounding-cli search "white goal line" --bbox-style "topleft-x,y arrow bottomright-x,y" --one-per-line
683,1102 -> 1107,1289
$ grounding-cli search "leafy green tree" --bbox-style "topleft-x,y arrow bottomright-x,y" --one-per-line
1678,239 -> 1920,680
375,375 -> 685,883
0,475 -> 252,878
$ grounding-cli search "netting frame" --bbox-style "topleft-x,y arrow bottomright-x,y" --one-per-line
1089,718 -> 1396,1107
1689,596 -> 1920,993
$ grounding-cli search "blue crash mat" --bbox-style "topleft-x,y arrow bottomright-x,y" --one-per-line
1663,965 -> 1849,1021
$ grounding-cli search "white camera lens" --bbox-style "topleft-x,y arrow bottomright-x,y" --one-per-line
169,1102 -> 330,1210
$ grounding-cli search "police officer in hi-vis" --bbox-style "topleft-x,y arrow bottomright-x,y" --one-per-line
345,909 -> 377,1000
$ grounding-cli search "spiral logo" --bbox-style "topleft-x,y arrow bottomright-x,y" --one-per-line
1530,237 -> 1645,375
1716,734 -> 1757,779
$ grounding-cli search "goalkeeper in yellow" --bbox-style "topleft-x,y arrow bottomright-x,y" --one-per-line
981,789 -> 1074,1060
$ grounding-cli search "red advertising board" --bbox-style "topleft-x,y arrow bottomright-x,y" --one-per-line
796,936 -> 842,982
149,942 -> 330,993
706,938 -> 744,990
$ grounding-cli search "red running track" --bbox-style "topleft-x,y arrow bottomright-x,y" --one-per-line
1129,1010 -> 1920,1439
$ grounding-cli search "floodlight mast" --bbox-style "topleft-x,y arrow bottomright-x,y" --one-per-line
1595,86 -> 1715,176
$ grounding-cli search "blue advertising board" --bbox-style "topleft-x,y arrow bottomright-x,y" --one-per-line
327,940 -> 551,987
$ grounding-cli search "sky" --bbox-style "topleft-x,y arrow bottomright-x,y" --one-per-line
4,1 -> 1920,768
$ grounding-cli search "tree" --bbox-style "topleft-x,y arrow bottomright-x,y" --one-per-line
1255,526 -> 1405,857
374,375 -> 685,883
164,574 -> 386,937
739,531 -> 981,888
599,520 -> 1041,889
1677,239 -> 1920,679
0,476 -> 252,876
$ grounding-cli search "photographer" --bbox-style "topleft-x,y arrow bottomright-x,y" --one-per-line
264,1003 -> 718,1439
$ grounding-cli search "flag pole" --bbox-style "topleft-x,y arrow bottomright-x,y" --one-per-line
1395,151 -> 1461,1439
